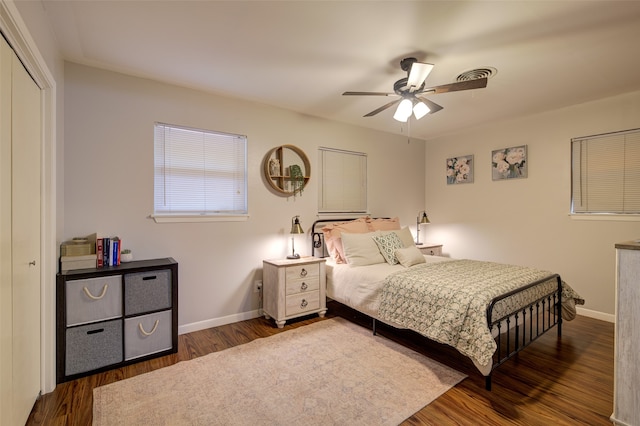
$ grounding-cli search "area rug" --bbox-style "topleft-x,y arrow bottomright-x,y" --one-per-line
93,317 -> 465,426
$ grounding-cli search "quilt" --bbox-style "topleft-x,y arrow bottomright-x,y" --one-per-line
378,259 -> 584,369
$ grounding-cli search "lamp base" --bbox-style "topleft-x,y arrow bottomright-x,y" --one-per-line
287,254 -> 300,259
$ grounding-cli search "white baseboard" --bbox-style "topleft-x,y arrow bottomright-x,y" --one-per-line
577,306 -> 615,323
178,309 -> 263,335
177,306 -> 614,336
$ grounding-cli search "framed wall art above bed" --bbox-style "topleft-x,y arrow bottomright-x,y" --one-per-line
446,155 -> 474,184
492,145 -> 527,180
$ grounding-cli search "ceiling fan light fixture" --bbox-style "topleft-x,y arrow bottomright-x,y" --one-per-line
407,62 -> 434,91
393,98 -> 413,122
413,101 -> 430,119
345,57 -> 487,120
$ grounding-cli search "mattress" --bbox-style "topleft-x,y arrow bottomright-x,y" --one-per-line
326,255 -> 451,319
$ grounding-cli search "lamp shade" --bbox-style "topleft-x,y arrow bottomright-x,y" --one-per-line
290,216 -> 303,234
419,211 -> 430,224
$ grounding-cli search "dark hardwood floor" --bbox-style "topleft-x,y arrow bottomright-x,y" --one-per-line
28,301 -> 614,425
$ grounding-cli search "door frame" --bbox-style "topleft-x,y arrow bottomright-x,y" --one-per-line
0,0 -> 57,393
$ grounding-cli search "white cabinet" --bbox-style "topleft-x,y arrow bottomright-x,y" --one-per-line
612,241 -> 640,426
263,257 -> 327,328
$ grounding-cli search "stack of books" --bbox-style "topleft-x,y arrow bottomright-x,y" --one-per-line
96,236 -> 122,268
59,233 -> 124,272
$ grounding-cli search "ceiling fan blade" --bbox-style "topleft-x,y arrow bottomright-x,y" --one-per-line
424,77 -> 488,95
364,99 -> 401,117
416,97 -> 444,114
343,91 -> 395,96
407,62 -> 434,92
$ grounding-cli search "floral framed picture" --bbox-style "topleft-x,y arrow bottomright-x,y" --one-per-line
492,145 -> 527,180
446,155 -> 474,184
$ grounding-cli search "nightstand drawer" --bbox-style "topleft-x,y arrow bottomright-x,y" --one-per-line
286,292 -> 320,316
285,264 -> 319,282
417,244 -> 443,256
285,276 -> 319,295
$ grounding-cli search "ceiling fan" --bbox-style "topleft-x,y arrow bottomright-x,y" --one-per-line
343,57 -> 488,122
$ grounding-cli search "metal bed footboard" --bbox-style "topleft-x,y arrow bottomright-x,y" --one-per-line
484,274 -> 563,390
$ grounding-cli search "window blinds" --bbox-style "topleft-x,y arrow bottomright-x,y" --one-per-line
571,128 -> 640,214
318,147 -> 367,213
154,123 -> 247,215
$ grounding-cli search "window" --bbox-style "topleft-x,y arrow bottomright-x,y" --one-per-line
318,147 -> 367,213
571,128 -> 640,214
154,123 -> 247,220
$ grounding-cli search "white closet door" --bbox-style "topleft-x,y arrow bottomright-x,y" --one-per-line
11,42 -> 41,424
0,36 -> 42,425
0,35 -> 14,426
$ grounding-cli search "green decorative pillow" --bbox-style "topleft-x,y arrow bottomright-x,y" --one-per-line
372,232 -> 404,265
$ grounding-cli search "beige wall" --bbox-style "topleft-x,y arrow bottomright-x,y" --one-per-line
424,90 -> 640,319
63,62 -> 426,331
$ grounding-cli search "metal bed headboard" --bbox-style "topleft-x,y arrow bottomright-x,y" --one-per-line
310,218 -> 342,258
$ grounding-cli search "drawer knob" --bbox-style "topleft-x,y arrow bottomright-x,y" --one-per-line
83,284 -> 108,300
300,282 -> 308,291
300,268 -> 307,277
138,319 -> 160,336
300,299 -> 308,309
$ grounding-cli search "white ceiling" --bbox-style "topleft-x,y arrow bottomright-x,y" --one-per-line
37,0 -> 640,140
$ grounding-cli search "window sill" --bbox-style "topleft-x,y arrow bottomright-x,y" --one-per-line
150,214 -> 249,223
570,214 -> 640,222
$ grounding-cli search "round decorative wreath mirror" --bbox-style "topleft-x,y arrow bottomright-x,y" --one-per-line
263,145 -> 310,196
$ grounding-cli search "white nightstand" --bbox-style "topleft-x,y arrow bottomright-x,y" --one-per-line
262,257 -> 327,328
416,243 -> 443,256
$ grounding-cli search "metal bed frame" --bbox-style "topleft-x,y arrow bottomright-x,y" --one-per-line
311,218 -> 563,390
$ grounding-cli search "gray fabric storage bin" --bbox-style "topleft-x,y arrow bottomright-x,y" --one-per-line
66,275 -> 122,326
124,310 -> 172,360
65,319 -> 123,376
124,270 -> 171,315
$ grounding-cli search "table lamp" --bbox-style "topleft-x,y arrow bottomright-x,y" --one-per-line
287,215 -> 304,259
415,211 -> 430,245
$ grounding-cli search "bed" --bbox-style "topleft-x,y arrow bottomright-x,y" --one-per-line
311,217 -> 584,390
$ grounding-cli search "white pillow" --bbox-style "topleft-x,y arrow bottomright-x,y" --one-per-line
381,226 -> 415,248
341,232 -> 385,266
395,246 -> 427,267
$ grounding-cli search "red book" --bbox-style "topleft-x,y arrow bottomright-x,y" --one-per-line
96,238 -> 104,268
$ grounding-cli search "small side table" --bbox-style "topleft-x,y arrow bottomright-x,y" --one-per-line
262,257 -> 327,328
416,243 -> 443,256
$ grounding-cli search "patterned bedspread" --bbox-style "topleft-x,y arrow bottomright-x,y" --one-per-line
378,259 -> 584,369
